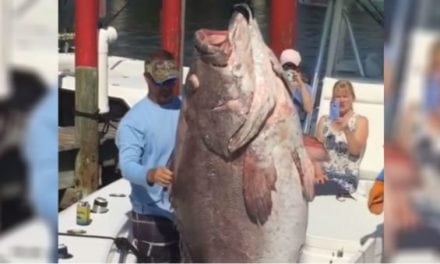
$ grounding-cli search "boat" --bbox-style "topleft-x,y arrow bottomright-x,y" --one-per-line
299,0 -> 383,12
0,0 -> 385,262
299,0 -> 329,8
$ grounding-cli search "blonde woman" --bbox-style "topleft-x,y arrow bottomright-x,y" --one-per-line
315,80 -> 369,194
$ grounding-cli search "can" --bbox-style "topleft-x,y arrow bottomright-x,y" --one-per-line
91,197 -> 109,214
76,201 -> 91,225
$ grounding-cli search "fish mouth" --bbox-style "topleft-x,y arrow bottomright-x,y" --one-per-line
194,4 -> 253,67
228,3 -> 252,33
195,29 -> 231,67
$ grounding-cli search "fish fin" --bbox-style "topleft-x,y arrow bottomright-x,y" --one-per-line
266,47 -> 284,76
292,149 -> 315,201
228,90 -> 275,154
243,148 -> 276,225
303,134 -> 330,162
228,31 -> 277,154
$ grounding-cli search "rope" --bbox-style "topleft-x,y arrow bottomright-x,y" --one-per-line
74,110 -> 119,139
98,114 -> 119,138
74,110 -> 100,121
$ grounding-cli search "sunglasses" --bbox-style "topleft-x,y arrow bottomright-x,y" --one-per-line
154,78 -> 177,88
282,63 -> 299,71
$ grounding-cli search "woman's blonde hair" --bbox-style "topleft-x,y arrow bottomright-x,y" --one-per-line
332,80 -> 356,100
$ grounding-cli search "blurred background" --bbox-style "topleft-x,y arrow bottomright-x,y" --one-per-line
59,0 -> 382,96
0,0 -> 57,261
384,0 -> 440,261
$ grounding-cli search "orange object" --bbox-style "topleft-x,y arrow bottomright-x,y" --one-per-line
368,181 -> 384,215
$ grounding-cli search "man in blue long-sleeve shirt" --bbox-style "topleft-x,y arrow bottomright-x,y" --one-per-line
116,50 -> 181,263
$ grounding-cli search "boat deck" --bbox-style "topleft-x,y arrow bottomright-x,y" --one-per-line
55,178 -> 384,263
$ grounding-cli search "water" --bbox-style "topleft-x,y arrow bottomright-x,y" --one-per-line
60,0 -> 328,77
59,0 -> 383,84
104,0 -> 273,66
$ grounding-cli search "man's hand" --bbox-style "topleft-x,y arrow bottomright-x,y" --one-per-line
147,167 -> 173,187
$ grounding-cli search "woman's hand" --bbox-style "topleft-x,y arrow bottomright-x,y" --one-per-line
333,114 -> 351,131
314,163 -> 328,184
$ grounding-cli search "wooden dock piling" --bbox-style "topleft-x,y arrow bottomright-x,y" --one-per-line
74,0 -> 99,197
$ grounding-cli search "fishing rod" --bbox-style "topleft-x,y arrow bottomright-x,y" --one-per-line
354,0 -> 383,27
366,0 -> 384,21
101,0 -> 131,28
58,232 -> 146,260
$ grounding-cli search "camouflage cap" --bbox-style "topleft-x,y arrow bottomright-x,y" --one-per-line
144,58 -> 179,84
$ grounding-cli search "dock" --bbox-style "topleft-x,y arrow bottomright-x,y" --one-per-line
58,122 -> 118,152
59,121 -> 120,209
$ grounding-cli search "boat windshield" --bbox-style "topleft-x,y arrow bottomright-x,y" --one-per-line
327,0 -> 384,81
415,0 -> 440,30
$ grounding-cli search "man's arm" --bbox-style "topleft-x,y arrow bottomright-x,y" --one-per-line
293,71 -> 313,113
298,82 -> 314,113
116,122 -> 151,188
116,122 -> 174,188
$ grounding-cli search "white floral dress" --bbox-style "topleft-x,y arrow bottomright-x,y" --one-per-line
321,113 -> 363,193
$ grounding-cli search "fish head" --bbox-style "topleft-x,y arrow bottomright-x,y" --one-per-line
184,5 -> 257,159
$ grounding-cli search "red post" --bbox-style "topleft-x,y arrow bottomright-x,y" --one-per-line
270,0 -> 297,58
161,0 -> 183,96
75,0 -> 98,67
74,0 -> 100,196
